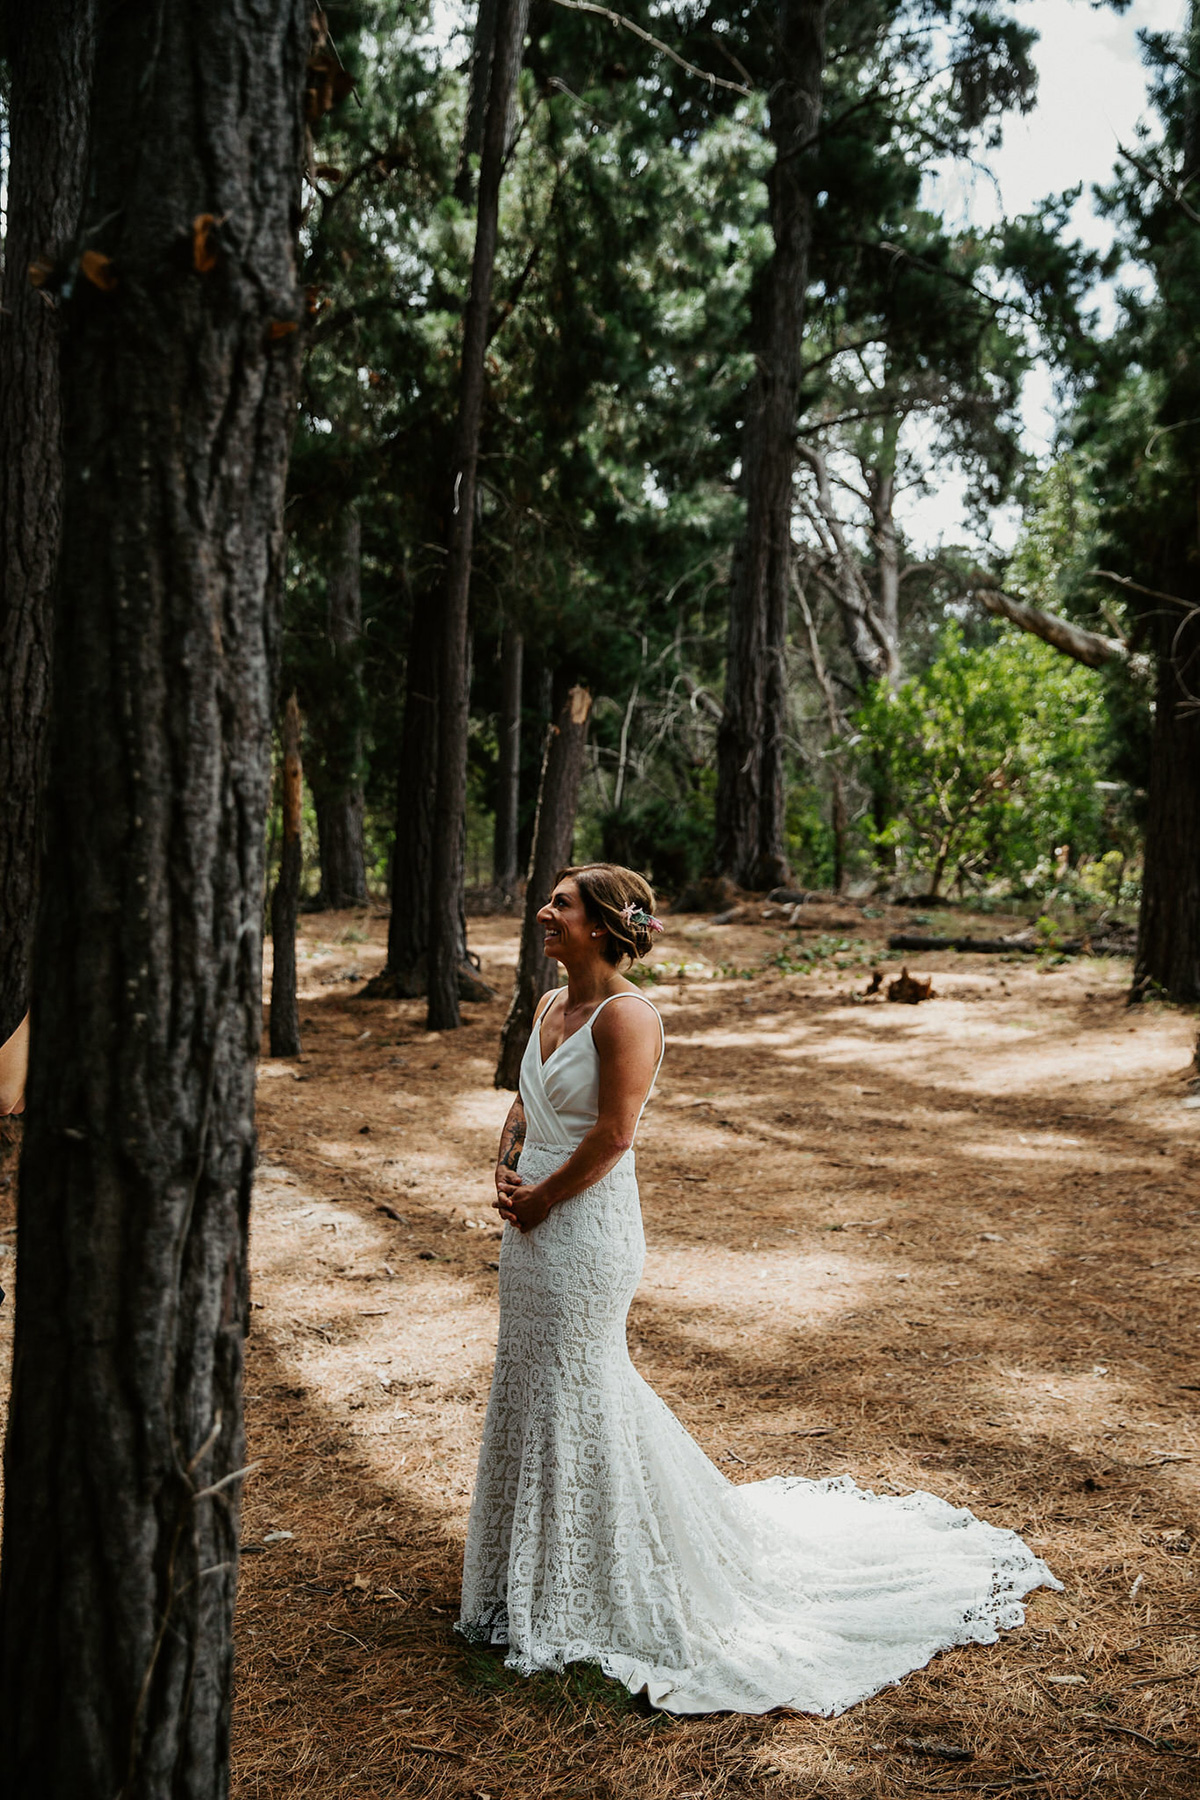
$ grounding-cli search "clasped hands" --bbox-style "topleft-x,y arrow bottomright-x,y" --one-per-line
493,1164 -> 554,1233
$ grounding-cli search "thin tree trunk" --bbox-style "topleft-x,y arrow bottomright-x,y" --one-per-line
454,0 -> 531,206
382,596 -> 439,994
715,0 -> 829,890
831,771 -> 848,895
794,572 -> 848,893
1134,600 -> 1200,1003
866,431 -> 902,689
427,0 -> 526,1031
365,598 -> 489,1001
495,685 -> 592,1089
799,447 -> 892,689
313,507 -> 367,908
0,3 -> 308,1793
270,694 -> 304,1056
0,0 -> 96,1044
493,624 -> 523,898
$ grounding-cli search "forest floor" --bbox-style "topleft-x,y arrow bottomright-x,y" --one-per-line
1,897 -> 1198,1797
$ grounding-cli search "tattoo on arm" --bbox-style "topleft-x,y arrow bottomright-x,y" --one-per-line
498,1108 -> 526,1172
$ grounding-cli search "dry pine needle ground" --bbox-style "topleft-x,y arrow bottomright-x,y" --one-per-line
1,900 -> 1197,1797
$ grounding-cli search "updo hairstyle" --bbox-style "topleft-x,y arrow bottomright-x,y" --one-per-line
557,863 -> 659,966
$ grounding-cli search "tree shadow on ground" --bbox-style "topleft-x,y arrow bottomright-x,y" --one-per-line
235,948 -> 1198,1797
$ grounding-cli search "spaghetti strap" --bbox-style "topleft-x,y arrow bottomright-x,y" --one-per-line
588,989 -> 664,1047
533,987 -> 564,1027
588,991 -> 666,1113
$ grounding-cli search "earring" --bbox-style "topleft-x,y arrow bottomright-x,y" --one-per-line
591,930 -> 602,937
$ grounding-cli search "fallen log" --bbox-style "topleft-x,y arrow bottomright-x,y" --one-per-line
888,932 -> 1134,957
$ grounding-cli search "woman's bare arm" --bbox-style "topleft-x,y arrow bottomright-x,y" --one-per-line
493,989 -> 559,1203
495,1095 -> 527,1193
496,997 -> 661,1232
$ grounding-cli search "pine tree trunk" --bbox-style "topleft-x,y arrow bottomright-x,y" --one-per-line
367,595 -> 438,997
715,0 -> 828,889
366,600 -> 489,1001
270,694 -> 304,1057
495,686 -> 592,1089
831,768 -> 848,894
0,0 -> 96,1044
313,508 -> 367,908
428,0 -> 526,1030
493,625 -> 524,898
1134,603 -> 1200,1003
0,4 -> 308,1793
453,0 -> 531,206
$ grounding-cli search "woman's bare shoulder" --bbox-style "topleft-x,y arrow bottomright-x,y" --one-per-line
590,988 -> 662,1054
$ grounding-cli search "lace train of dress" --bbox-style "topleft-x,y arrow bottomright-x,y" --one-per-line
459,995 -> 1061,1716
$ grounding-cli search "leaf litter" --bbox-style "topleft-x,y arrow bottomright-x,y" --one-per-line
1,900 -> 1197,1797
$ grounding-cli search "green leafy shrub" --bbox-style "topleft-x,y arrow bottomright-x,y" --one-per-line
855,624 -> 1111,897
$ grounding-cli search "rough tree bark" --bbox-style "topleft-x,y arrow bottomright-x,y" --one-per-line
270,694 -> 304,1057
378,597 -> 439,994
0,3 -> 309,1794
1134,599 -> 1200,1003
453,0 -> 531,206
493,624 -> 524,899
715,0 -> 829,889
427,0 -> 527,1030
363,597 -> 489,1000
313,507 -> 368,908
0,0 -> 96,1044
495,685 -> 592,1089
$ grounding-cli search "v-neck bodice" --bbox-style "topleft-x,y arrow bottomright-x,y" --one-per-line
519,989 -> 664,1148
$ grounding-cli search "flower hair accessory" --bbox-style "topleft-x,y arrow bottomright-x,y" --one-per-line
619,902 -> 664,934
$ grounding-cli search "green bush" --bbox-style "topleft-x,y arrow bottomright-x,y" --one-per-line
854,623 -> 1112,896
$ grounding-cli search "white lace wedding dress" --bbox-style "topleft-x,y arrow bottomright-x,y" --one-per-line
459,991 -> 1061,1715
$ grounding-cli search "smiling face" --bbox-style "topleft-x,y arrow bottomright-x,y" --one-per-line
537,878 -> 605,966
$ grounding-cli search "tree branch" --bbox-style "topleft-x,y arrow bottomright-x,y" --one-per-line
547,0 -> 752,96
1116,142 -> 1200,227
974,584 -> 1127,668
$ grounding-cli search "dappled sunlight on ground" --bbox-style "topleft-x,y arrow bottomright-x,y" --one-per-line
5,902 -> 1191,1797
221,907 -> 1200,1793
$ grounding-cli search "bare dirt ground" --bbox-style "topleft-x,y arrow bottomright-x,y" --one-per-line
1,899 -> 1197,1797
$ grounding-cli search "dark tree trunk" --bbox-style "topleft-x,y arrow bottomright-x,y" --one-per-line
453,0 -> 531,206
365,599 -> 488,1001
715,0 -> 828,889
1134,602 -> 1200,1003
270,694 -> 304,1056
0,3 -> 308,1794
831,769 -> 848,894
0,0 -> 96,1044
388,596 -> 438,991
493,625 -> 524,898
495,686 -> 592,1089
428,0 -> 526,1031
313,507 -> 367,908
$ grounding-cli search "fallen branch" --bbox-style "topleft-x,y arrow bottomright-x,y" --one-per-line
1079,1713 -> 1168,1752
1128,1664 -> 1200,1687
887,932 -> 1135,958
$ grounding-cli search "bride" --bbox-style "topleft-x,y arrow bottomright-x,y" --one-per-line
459,862 -> 1060,1715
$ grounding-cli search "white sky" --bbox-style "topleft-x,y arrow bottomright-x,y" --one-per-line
901,0 -> 1187,551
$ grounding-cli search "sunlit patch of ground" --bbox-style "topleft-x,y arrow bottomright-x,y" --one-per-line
3,900 -> 1197,1796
